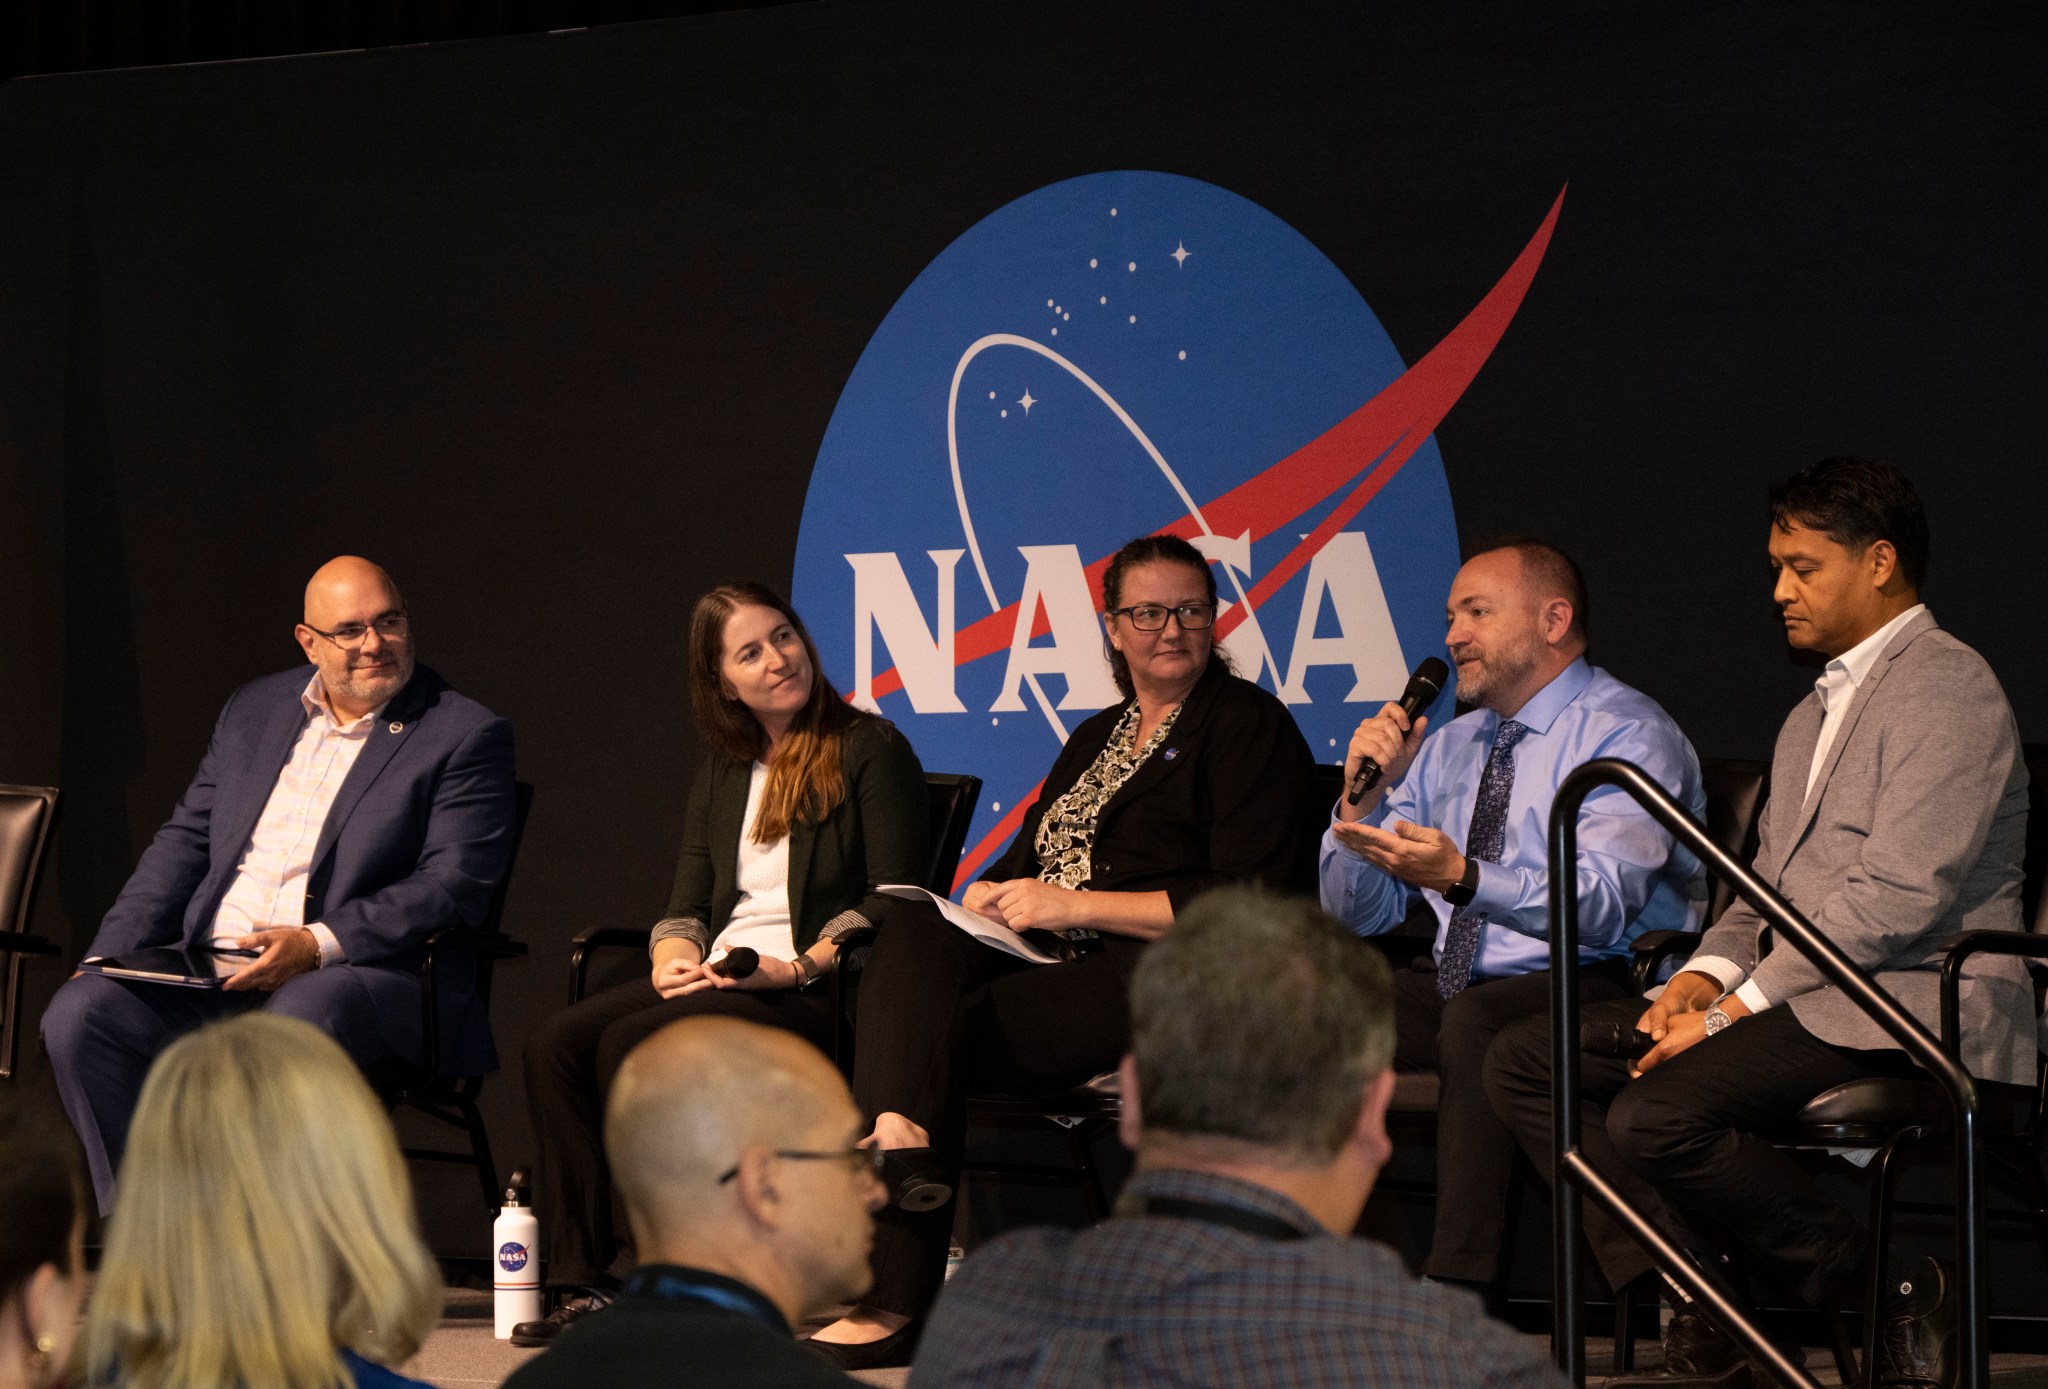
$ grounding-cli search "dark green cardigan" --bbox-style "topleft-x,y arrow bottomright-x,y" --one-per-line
656,717 -> 930,955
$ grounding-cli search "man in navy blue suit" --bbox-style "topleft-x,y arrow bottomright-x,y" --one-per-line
43,556 -> 517,1210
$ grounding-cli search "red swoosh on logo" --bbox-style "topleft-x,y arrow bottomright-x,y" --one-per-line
855,188 -> 1566,889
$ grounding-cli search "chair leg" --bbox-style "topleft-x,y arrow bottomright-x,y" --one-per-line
1062,1119 -> 1109,1222
1851,1129 -> 1925,1389
1612,1274 -> 1636,1374
1991,1139 -> 2048,1253
459,1089 -> 501,1214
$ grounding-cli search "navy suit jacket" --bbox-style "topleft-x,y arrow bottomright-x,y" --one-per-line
89,664 -> 517,1073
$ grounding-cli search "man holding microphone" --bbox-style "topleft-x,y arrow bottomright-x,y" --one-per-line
1320,538 -> 1704,1310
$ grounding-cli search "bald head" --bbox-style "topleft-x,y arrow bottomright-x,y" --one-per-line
303,555 -> 403,628
604,1017 -> 881,1321
606,1017 -> 849,1237
293,556 -> 415,720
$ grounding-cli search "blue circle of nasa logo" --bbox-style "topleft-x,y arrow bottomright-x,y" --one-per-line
795,171 -> 1558,889
497,1242 -> 529,1273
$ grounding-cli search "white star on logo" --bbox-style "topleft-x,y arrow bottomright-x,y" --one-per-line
1171,241 -> 1191,268
1018,390 -> 1036,415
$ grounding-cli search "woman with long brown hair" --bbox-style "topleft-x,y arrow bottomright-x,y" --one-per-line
519,580 -> 932,1345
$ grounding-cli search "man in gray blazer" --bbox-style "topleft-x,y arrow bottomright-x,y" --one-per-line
1485,457 -> 2032,1388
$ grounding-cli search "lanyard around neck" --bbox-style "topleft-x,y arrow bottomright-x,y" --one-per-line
621,1268 -> 785,1333
1133,1195 -> 1310,1241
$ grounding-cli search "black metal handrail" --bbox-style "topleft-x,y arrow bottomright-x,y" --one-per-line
1547,757 -> 1986,1389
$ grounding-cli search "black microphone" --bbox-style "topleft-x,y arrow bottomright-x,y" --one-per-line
1580,1020 -> 1657,1060
1346,657 -> 1450,805
712,947 -> 759,979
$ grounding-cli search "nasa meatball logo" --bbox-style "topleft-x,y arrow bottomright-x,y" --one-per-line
497,1242 -> 530,1273
794,171 -> 1562,889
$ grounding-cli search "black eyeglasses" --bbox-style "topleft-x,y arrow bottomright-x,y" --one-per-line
303,611 -> 409,649
1106,602 -> 1216,632
717,1146 -> 885,1184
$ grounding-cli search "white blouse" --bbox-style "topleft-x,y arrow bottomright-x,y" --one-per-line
707,761 -> 797,966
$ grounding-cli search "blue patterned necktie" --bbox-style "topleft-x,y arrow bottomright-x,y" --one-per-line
1437,719 -> 1529,999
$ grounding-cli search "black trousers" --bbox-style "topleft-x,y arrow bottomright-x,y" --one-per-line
1392,960 -> 1633,1283
1482,996 -> 1918,1306
852,901 -> 1136,1318
522,900 -> 1130,1318
523,974 -> 837,1290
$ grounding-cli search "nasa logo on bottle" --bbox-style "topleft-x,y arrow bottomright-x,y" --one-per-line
793,170 -> 1563,889
498,1241 -> 530,1274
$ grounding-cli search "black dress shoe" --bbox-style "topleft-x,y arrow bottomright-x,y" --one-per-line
803,1319 -> 921,1371
879,1147 -> 953,1212
1876,1257 -> 1957,1389
509,1291 -> 613,1347
1600,1305 -> 1753,1388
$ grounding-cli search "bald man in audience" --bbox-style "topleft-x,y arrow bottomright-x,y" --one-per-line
42,556 -> 516,1211
505,1017 -> 881,1387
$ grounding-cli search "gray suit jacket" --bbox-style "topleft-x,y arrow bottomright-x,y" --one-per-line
1693,610 -> 2034,1086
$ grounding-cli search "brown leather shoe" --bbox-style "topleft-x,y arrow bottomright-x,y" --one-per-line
1875,1257 -> 1957,1389
1600,1305 -> 1752,1388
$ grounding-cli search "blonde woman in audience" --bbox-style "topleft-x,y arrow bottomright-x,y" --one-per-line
81,1012 -> 444,1389
0,1090 -> 88,1389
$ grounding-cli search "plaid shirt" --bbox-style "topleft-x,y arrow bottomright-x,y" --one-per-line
911,1169 -> 1566,1389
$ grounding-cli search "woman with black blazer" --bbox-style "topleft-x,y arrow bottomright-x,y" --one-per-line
808,533 -> 1316,1370
519,580 -> 929,1344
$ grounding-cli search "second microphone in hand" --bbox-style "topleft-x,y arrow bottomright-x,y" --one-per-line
711,947 -> 759,980
1580,1019 -> 1657,1060
1346,657 -> 1450,806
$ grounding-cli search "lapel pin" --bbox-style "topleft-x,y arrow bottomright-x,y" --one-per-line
1164,747 -> 1180,761
389,721 -> 405,734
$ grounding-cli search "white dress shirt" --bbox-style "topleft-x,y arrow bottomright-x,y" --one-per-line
1686,604 -> 1929,1013
208,674 -> 389,965
706,761 -> 798,966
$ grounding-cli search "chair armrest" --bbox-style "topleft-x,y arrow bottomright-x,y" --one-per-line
1938,930 -> 2048,1054
0,932 -> 61,957
1630,930 -> 1703,993
570,927 -> 655,1005
422,928 -> 527,962
414,928 -> 526,1078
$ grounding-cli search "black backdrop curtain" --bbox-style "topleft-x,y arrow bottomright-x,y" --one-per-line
1,0 -> 2041,1256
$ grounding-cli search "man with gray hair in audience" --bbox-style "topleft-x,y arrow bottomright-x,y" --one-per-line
910,886 -> 1565,1389
505,1016 -> 877,1388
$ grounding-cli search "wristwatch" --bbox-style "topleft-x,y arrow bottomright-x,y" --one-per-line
1443,858 -> 1480,907
1703,1006 -> 1733,1036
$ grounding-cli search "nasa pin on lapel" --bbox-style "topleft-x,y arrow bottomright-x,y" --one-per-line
1163,747 -> 1179,761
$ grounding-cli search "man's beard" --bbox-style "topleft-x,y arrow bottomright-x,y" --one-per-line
1454,633 -> 1540,709
332,652 -> 414,706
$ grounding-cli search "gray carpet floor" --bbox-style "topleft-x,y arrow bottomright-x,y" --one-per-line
418,1289 -> 2047,1387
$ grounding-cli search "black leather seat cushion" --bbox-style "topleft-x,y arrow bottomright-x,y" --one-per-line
1793,1075 -> 2034,1143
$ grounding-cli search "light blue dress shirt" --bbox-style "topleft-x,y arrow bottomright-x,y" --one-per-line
1318,658 -> 1707,978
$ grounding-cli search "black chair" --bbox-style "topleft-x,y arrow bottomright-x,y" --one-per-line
365,780 -> 534,1212
1616,748 -> 2048,1385
0,785 -> 61,1081
1629,756 -> 1772,991
963,762 -> 1365,1219
567,772 -> 984,1075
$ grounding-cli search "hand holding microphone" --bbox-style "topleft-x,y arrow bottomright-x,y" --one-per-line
1581,1020 -> 1657,1060
1345,658 -> 1450,807
710,946 -> 759,979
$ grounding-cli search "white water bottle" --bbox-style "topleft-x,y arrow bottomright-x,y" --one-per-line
493,1168 -> 541,1339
